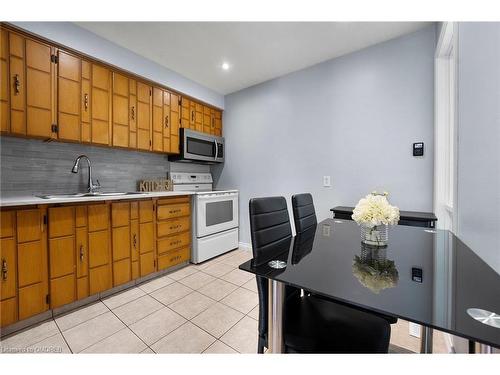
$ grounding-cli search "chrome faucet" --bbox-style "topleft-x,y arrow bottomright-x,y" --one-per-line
71,155 -> 101,193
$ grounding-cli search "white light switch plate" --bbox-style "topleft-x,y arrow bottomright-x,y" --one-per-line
409,322 -> 421,338
323,175 -> 331,187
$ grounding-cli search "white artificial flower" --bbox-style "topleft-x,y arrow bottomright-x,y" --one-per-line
352,192 -> 400,227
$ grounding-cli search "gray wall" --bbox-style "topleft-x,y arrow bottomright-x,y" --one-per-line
456,22 -> 500,273
215,26 -> 436,245
11,22 -> 224,109
0,136 -> 169,196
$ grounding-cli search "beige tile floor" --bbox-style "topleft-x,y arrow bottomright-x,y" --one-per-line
0,249 -> 448,354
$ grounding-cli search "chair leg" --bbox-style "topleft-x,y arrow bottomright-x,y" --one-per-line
257,336 -> 265,354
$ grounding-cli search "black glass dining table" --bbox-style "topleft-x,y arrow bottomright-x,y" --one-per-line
239,218 -> 500,353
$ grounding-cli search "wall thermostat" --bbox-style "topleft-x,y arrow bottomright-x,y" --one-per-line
413,142 -> 424,157
412,267 -> 423,283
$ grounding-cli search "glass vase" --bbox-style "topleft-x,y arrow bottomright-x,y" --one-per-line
361,224 -> 388,247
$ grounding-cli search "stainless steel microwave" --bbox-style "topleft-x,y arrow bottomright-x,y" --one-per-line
171,129 -> 224,164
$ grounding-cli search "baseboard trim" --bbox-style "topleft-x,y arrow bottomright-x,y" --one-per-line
238,242 -> 252,252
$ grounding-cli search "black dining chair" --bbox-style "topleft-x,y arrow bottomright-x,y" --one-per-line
250,196 -> 391,353
291,193 -> 398,325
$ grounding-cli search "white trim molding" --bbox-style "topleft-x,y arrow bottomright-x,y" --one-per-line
434,22 -> 459,233
238,242 -> 252,252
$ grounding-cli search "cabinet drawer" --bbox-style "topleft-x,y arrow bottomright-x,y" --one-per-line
157,231 -> 190,255
157,247 -> 190,271
157,217 -> 190,238
48,206 -> 75,238
157,196 -> 189,205
1,211 -> 14,238
157,203 -> 190,220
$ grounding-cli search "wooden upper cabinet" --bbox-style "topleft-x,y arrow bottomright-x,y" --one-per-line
57,50 -> 81,142
9,32 -> 26,135
25,38 -> 55,139
0,28 -> 9,133
152,87 -> 164,152
112,72 -> 130,148
214,110 -> 222,136
91,64 -> 111,145
194,102 -> 203,132
170,93 -> 180,154
129,79 -> 137,149
180,96 -> 189,129
137,81 -> 151,151
203,105 -> 211,134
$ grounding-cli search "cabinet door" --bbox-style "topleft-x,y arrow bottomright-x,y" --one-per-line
26,38 -> 54,138
76,227 -> 88,278
57,50 -> 81,141
195,102 -> 203,132
189,101 -> 196,129
163,90 -> 171,152
91,64 -> 111,145
0,238 -> 16,300
214,110 -> 222,136
49,237 -> 76,308
129,79 -> 137,148
81,60 -> 91,142
180,97 -> 189,129
139,222 -> 153,254
203,106 -> 211,134
0,28 -> 9,133
140,251 -> 155,277
9,32 -> 26,135
130,219 -> 139,262
16,208 -> 48,320
152,87 -> 163,152
137,82 -> 151,150
112,72 -> 130,148
170,93 -> 180,154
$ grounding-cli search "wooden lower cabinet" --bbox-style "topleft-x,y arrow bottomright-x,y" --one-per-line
0,196 -> 191,327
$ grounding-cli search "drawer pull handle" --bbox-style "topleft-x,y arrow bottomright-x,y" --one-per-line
1,258 -> 7,281
13,74 -> 21,94
84,93 -> 89,110
169,225 -> 181,230
170,255 -> 182,262
79,245 -> 84,262
170,240 -> 182,246
169,209 -> 181,214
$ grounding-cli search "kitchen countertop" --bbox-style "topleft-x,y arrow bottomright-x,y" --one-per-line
0,191 -> 195,208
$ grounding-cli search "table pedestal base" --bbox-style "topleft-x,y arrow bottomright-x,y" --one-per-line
268,280 -> 285,353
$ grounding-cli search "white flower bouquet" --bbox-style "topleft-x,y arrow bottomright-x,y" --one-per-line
352,192 -> 400,246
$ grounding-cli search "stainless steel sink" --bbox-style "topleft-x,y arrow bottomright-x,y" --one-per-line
36,192 -> 144,199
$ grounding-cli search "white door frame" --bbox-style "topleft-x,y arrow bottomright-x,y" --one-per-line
434,22 -> 459,233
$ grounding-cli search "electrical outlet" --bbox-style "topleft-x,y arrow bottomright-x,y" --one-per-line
409,322 -> 421,338
322,224 -> 331,237
323,175 -> 331,187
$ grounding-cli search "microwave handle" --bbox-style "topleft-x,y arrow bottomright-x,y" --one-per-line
214,139 -> 218,161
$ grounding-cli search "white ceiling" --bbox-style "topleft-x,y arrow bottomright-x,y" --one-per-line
76,22 -> 431,95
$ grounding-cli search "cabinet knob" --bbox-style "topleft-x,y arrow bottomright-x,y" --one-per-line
1,258 -> 7,281
13,74 -> 21,95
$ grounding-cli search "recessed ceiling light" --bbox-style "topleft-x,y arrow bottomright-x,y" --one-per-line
221,62 -> 230,71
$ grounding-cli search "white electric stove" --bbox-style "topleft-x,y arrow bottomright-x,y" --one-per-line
171,173 -> 239,263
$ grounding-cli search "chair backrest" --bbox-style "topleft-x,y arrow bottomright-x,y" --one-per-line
292,193 -> 318,234
249,196 -> 292,340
